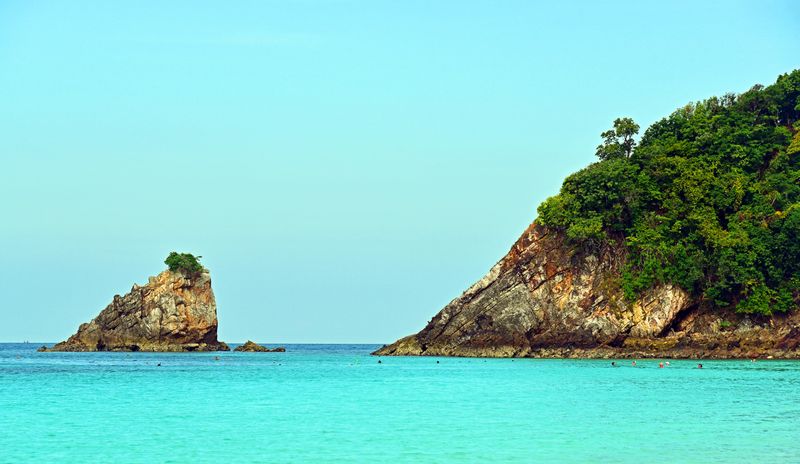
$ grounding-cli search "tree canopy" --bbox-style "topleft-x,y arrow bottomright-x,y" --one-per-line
596,117 -> 640,161
164,252 -> 204,275
538,70 -> 800,316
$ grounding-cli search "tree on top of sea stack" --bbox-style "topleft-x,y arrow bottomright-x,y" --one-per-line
164,252 -> 204,275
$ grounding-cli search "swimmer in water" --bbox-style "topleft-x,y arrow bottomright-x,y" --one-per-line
378,360 -> 382,364
611,362 -> 616,367
697,363 -> 703,369
665,361 -> 670,366
659,362 -> 664,368
632,360 -> 636,367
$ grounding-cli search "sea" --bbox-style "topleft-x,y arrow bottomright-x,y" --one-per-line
1,343 -> 799,463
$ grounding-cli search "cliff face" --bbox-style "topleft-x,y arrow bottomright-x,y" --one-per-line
375,223 -> 800,358
45,269 -> 229,352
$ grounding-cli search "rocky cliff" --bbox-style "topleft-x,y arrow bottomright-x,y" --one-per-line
375,223 -> 800,358
44,269 -> 229,352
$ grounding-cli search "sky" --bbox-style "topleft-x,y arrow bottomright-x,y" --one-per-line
0,1 -> 798,343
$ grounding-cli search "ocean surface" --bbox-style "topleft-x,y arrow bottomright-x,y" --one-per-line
1,343 -> 799,463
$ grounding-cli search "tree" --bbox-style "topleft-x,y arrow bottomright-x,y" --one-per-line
596,117 -> 640,160
164,252 -> 204,275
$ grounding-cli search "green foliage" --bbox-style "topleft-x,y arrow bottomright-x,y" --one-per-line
789,130 -> 800,155
596,117 -> 640,160
538,70 -> 800,316
718,320 -> 733,329
164,252 -> 204,275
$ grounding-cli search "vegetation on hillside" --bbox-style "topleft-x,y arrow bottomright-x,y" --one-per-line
537,70 -> 800,315
165,252 -> 204,275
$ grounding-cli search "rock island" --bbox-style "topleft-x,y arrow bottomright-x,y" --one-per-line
376,71 -> 800,359
42,252 -> 229,352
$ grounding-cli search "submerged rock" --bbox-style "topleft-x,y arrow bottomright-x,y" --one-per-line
45,268 -> 229,352
234,340 -> 285,352
375,223 -> 800,359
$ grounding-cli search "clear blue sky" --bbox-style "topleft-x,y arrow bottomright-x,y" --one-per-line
0,1 -> 798,343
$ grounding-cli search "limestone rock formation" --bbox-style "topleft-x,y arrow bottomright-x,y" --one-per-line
375,222 -> 800,358
44,269 -> 229,352
234,340 -> 286,352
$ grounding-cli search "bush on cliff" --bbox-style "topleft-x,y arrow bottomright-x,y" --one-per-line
537,70 -> 800,316
165,252 -> 204,275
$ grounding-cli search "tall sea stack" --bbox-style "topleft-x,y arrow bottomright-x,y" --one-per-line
45,265 -> 229,352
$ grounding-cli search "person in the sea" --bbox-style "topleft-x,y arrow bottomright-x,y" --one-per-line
611,361 -> 616,367
631,360 -> 636,367
659,362 -> 664,368
697,363 -> 703,369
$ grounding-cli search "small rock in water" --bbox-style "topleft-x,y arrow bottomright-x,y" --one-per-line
234,340 -> 286,352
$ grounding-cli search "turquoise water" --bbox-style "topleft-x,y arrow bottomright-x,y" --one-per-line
1,343 -> 799,463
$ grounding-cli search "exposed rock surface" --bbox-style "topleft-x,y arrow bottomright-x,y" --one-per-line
375,223 -> 800,359
234,340 -> 286,352
43,269 -> 229,352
